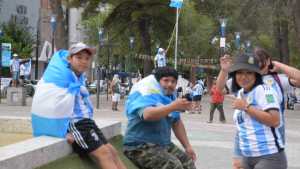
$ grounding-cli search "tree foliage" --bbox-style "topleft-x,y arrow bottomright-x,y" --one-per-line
0,21 -> 35,58
67,0 -> 300,70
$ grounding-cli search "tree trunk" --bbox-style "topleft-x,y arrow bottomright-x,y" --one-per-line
138,18 -> 153,76
49,0 -> 68,50
273,1 -> 289,64
292,0 -> 300,51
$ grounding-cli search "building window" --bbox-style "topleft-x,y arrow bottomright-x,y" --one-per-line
11,15 -> 29,25
0,0 -> 3,13
16,5 -> 27,15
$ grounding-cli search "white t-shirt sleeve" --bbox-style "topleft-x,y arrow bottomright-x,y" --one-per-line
255,85 -> 280,111
226,78 -> 233,93
278,74 -> 292,92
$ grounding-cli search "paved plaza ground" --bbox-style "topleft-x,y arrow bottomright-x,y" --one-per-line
0,94 -> 300,169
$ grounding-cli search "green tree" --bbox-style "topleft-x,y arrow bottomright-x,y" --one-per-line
0,21 -> 35,58
180,0 -> 216,59
69,0 -> 176,75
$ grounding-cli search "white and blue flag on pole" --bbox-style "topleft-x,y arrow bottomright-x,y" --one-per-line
169,0 -> 183,8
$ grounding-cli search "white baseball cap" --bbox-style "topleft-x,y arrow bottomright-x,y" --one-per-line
69,42 -> 96,56
158,48 -> 164,53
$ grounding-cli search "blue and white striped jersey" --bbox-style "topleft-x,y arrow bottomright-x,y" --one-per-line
71,73 -> 93,121
234,84 -> 284,157
262,74 -> 291,145
154,54 -> 167,67
192,83 -> 204,96
262,74 -> 291,111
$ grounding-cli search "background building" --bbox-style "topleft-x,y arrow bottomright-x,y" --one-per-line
0,0 -> 40,34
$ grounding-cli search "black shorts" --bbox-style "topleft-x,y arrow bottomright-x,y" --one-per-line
68,118 -> 108,155
193,95 -> 202,101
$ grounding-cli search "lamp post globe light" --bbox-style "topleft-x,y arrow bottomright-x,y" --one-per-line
219,18 -> 227,57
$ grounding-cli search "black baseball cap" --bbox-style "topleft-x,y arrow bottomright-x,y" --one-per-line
229,53 -> 261,74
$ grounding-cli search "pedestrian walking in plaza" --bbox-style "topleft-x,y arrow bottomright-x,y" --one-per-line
31,42 -> 127,169
216,47 -> 300,169
190,81 -> 203,114
123,67 -> 197,169
207,79 -> 226,123
110,74 -> 121,111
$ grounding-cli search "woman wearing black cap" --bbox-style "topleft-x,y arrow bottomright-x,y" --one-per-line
222,53 -> 287,169
216,47 -> 300,169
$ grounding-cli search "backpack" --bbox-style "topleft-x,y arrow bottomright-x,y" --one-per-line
271,73 -> 285,111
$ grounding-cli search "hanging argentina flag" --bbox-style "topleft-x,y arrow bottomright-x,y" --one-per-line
125,75 -> 180,121
169,0 -> 183,8
31,50 -> 92,138
24,59 -> 31,75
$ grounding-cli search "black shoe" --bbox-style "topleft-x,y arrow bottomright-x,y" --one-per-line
220,120 -> 226,124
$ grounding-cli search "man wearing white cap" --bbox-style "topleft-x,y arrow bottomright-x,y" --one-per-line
10,54 -> 21,87
154,48 -> 167,68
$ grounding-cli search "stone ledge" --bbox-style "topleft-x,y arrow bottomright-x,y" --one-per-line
0,116 -> 32,133
294,103 -> 300,111
0,118 -> 121,169
6,87 -> 26,106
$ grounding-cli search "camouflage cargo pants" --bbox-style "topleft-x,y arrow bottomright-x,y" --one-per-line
124,143 -> 196,169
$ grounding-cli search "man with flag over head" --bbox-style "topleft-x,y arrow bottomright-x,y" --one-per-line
123,66 -> 197,169
31,42 -> 126,169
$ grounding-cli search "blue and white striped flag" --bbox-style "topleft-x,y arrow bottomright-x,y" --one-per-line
169,0 -> 183,8
31,50 -> 92,138
125,75 -> 180,121
24,59 -> 31,75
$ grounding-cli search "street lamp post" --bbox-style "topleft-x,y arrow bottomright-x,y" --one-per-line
98,28 -> 110,101
35,16 -> 40,80
0,29 -> 3,103
46,15 -> 56,70
128,36 -> 135,72
96,28 -> 104,109
128,36 -> 135,91
219,18 -> 227,57
235,32 -> 241,50
245,40 -> 251,54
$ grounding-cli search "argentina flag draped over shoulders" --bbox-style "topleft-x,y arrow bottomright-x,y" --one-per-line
125,75 -> 180,121
31,50 -> 90,138
169,0 -> 183,8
